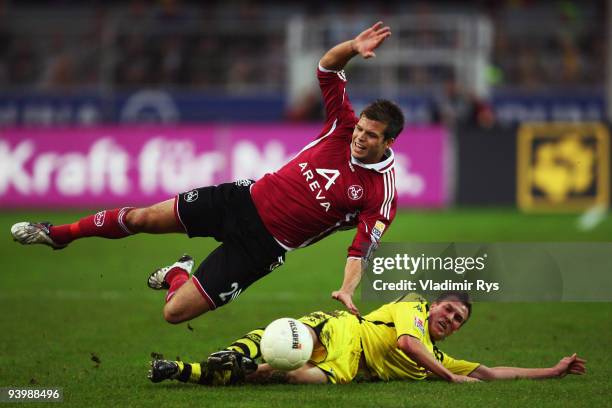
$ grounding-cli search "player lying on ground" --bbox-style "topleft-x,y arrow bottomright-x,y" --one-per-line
148,292 -> 586,385
11,21 -> 403,323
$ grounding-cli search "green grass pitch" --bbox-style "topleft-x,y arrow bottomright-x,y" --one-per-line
0,209 -> 610,407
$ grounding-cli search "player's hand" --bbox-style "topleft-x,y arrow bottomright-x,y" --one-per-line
351,21 -> 391,59
552,353 -> 587,377
332,290 -> 360,316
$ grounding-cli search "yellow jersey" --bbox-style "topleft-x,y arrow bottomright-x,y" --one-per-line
360,298 -> 479,381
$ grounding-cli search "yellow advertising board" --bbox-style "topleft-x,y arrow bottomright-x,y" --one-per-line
517,122 -> 609,212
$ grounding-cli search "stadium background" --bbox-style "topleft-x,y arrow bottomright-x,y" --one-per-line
0,1 -> 610,407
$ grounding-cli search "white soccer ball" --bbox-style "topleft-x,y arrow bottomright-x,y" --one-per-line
260,318 -> 313,371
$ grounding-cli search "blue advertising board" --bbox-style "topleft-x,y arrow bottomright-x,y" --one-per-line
0,89 -> 605,126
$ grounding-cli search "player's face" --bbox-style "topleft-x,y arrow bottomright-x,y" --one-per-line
428,301 -> 469,341
351,116 -> 393,164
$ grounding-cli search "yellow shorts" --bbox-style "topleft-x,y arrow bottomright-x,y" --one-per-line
298,311 -> 362,384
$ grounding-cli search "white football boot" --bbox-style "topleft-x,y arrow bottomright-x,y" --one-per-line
11,222 -> 67,250
147,254 -> 194,290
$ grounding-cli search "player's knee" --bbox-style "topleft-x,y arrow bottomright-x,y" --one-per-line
163,304 -> 186,324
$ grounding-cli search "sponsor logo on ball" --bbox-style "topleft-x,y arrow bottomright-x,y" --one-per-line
289,320 -> 301,349
347,184 -> 364,200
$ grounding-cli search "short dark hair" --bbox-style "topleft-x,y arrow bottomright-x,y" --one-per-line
360,99 -> 405,141
433,291 -> 472,323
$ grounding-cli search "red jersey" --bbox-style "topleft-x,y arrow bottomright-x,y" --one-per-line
250,65 -> 397,258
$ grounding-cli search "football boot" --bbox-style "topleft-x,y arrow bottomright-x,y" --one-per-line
11,222 -> 67,250
148,360 -> 180,383
147,254 -> 194,290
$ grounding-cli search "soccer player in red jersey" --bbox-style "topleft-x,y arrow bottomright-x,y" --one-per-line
11,22 -> 404,324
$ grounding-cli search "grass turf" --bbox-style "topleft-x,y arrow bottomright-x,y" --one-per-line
0,209 -> 610,407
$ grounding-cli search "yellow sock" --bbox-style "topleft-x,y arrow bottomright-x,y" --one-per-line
189,363 -> 202,383
179,362 -> 231,386
176,362 -> 205,383
227,328 -> 264,359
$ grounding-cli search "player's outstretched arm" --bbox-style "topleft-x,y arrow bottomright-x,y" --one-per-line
319,21 -> 391,71
331,258 -> 362,315
398,335 -> 480,383
469,353 -> 587,381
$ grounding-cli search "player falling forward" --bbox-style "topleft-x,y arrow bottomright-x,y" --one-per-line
11,22 -> 404,323
148,292 -> 587,385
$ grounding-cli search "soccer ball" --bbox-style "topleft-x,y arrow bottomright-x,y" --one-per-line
260,318 -> 313,371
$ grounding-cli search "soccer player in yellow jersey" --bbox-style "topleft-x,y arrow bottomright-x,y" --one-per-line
148,292 -> 586,385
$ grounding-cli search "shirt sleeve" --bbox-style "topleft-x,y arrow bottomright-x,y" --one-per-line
436,350 -> 480,376
390,302 -> 428,342
317,65 -> 357,131
347,182 -> 397,258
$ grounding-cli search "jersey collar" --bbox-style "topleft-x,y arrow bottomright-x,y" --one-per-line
350,148 -> 395,173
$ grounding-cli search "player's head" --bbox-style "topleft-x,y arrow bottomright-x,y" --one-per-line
361,99 -> 405,141
428,291 -> 472,341
352,100 -> 405,164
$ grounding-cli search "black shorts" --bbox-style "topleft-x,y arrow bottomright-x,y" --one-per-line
175,180 -> 286,309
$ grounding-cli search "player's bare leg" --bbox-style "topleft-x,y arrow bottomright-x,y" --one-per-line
246,362 -> 328,384
124,199 -> 183,233
147,252 -> 219,324
11,198 -> 183,249
286,363 -> 329,384
147,253 -> 212,324
162,279 -> 212,324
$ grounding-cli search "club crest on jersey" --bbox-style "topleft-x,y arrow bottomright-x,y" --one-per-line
184,189 -> 199,203
371,220 -> 386,241
347,185 -> 364,200
94,211 -> 106,227
414,316 -> 425,336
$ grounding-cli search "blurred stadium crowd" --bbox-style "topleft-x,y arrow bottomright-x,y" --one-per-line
0,0 -> 604,93
0,1 -> 608,216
